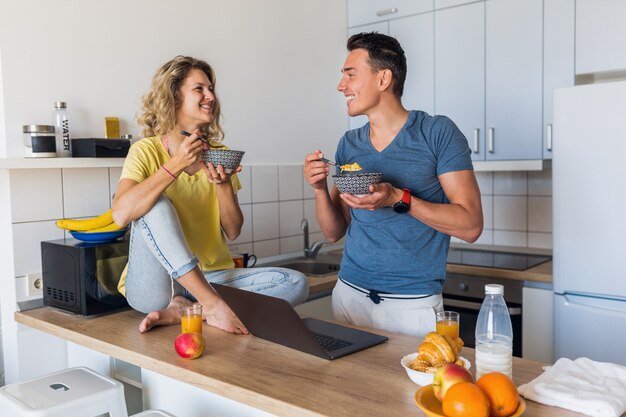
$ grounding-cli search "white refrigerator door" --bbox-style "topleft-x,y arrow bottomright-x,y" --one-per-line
553,81 -> 626,298
554,293 -> 626,365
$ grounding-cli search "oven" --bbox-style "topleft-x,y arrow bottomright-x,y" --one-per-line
442,273 -> 523,357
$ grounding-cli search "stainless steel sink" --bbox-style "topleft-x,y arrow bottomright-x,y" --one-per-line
262,253 -> 342,277
279,262 -> 340,277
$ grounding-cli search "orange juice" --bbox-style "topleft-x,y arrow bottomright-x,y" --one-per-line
181,314 -> 203,334
436,320 -> 460,338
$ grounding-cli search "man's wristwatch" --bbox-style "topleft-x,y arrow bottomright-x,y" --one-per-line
392,188 -> 411,214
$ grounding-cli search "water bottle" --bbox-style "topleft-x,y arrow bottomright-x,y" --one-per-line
475,284 -> 513,379
53,101 -> 71,156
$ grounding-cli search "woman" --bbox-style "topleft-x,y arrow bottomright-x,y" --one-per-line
112,55 -> 308,334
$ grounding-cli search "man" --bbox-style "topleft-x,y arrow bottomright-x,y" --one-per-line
304,32 -> 483,338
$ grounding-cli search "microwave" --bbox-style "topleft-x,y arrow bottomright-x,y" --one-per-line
41,238 -> 129,315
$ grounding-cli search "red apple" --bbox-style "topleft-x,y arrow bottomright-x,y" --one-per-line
174,332 -> 206,359
432,363 -> 474,402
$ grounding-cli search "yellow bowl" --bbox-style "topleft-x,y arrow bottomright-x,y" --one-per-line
414,384 -> 526,417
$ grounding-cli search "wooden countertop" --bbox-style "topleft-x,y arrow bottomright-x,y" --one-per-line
16,307 -> 580,417
446,260 -> 553,284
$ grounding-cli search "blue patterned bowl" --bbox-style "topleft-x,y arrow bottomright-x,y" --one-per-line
332,172 -> 382,196
201,149 -> 245,173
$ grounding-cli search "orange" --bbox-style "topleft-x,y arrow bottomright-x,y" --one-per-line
442,381 -> 490,417
476,372 -> 520,417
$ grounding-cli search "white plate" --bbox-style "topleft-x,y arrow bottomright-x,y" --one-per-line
400,353 -> 471,386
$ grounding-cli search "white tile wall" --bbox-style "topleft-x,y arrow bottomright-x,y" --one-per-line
278,166 -> 303,200
468,169 -> 553,250
7,166 -> 554,282
13,221 -> 64,275
253,239 -> 280,258
62,168 -> 111,218
10,169 -> 63,222
279,200 -> 304,237
251,166 -> 278,203
251,202 -> 279,241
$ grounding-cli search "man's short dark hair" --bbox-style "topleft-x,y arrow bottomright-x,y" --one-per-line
347,32 -> 407,98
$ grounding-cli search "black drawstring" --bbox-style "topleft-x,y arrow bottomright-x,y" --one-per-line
368,290 -> 383,304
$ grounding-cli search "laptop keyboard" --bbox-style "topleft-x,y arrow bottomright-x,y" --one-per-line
312,332 -> 353,352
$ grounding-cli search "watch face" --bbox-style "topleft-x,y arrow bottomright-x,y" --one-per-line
393,202 -> 410,214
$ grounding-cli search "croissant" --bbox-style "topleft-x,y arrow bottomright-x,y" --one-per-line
409,332 -> 464,373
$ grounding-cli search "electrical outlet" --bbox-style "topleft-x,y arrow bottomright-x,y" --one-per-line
27,272 -> 43,297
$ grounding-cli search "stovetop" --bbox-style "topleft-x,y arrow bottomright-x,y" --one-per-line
447,248 -> 551,271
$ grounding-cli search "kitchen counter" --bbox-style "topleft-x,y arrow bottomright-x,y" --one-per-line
16,307 -> 581,417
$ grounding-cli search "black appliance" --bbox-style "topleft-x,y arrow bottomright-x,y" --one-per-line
443,273 -> 523,357
447,247 -> 551,271
41,238 -> 129,315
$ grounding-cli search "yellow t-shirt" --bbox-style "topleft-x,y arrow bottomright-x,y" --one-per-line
117,136 -> 241,295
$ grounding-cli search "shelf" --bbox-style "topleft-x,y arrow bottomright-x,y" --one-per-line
0,158 -> 125,169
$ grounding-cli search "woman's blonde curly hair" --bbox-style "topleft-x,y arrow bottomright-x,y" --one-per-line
138,55 -> 224,142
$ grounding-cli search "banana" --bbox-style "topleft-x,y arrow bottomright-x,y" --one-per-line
82,222 -> 125,233
55,209 -> 115,231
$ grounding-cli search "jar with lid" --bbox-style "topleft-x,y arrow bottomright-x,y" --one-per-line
22,125 -> 56,158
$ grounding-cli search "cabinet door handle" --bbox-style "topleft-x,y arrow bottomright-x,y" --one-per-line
488,127 -> 494,153
546,123 -> 553,151
376,7 -> 398,16
472,128 -> 479,153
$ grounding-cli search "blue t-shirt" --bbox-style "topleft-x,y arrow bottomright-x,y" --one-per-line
335,110 -> 473,295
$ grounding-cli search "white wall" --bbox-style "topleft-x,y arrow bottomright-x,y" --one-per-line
0,0 -> 348,161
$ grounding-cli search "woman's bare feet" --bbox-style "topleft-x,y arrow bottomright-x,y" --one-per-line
138,295 -> 192,333
204,298 -> 249,335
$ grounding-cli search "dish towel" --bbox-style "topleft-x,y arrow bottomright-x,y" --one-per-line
518,357 -> 626,417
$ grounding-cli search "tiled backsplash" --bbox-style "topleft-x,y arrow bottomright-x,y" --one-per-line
8,166 -> 552,277
461,169 -> 553,249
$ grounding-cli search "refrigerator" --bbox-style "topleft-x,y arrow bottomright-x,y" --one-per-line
553,80 -> 626,366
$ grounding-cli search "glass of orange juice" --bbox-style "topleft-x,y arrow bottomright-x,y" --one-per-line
180,303 -> 203,334
436,311 -> 459,338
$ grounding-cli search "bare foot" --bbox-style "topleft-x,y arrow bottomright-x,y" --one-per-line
204,298 -> 249,335
138,296 -> 192,333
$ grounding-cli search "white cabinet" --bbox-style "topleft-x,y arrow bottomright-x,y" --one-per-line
435,0 -> 542,161
435,2 -> 485,160
542,0 -> 575,160
576,0 -> 626,75
390,13 -> 435,116
347,0 -> 433,28
522,285 -> 554,363
485,0 -> 543,161
435,0 -> 476,9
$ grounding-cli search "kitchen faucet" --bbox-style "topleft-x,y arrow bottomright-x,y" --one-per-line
301,218 -> 329,259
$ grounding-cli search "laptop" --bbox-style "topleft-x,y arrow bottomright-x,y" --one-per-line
211,283 -> 388,360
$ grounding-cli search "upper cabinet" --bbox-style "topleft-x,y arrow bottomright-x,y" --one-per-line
543,0 -> 575,160
435,2 -> 485,160
436,0 -> 543,161
347,0 -> 433,28
347,0 -> 580,163
485,0 -> 542,161
576,0 -> 626,75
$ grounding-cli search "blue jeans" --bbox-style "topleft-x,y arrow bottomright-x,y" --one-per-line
125,196 -> 309,313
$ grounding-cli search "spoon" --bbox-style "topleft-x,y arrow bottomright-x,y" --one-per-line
180,130 -> 211,146
319,157 -> 337,166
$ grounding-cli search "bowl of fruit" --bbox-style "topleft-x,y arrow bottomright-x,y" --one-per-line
414,367 -> 526,417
